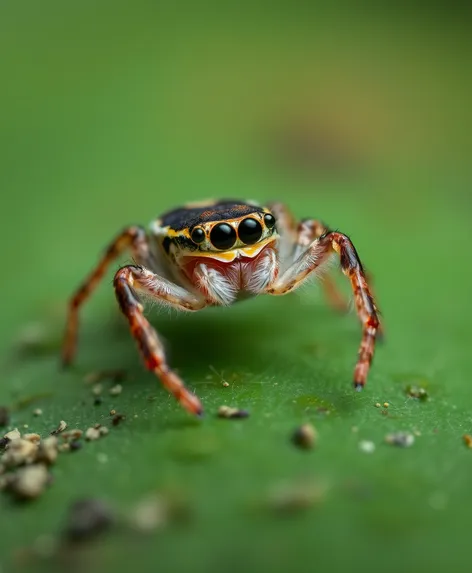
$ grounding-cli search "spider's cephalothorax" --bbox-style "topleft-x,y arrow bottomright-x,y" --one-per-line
62,199 -> 381,416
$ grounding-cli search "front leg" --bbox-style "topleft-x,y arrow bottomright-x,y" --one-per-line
267,231 -> 380,390
113,265 -> 207,415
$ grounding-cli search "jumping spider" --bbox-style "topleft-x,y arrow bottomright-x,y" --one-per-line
62,199 -> 380,416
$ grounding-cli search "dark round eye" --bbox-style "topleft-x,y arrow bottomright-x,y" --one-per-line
264,213 -> 276,229
238,218 -> 262,244
191,227 -> 205,244
210,223 -> 237,250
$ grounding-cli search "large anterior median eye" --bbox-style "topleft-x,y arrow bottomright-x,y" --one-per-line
210,223 -> 237,250
238,218 -> 262,244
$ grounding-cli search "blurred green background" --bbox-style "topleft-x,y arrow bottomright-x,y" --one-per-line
1,2 -> 471,572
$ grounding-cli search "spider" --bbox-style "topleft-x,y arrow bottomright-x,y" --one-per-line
62,199 -> 380,416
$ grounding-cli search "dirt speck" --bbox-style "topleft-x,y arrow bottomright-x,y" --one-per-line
359,440 -> 376,454
50,421 -> 68,436
462,434 -> 472,448
85,428 -> 101,441
62,498 -> 114,542
109,384 -> 123,396
291,423 -> 317,450
385,432 -> 415,448
7,464 -> 50,500
217,406 -> 249,419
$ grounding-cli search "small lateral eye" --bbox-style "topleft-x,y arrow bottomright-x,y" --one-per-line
191,227 -> 205,244
238,217 -> 262,245
264,213 -> 276,229
210,223 -> 237,250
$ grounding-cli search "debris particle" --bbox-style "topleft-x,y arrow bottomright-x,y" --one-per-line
33,409 -> 43,417
385,432 -> 415,448
0,437 -> 9,450
4,428 -> 21,441
130,494 -> 168,532
70,440 -> 82,452
264,480 -> 326,514
359,440 -> 376,454
405,385 -> 429,401
92,384 -> 103,396
109,384 -> 123,396
36,437 -> 58,465
462,434 -> 472,448
383,402 -> 389,408
24,433 -> 41,444
94,397 -> 103,406
109,409 -> 116,416
217,406 -> 249,419
375,403 -> 381,408
85,427 -> 101,441
351,426 -> 359,433
62,429 -> 83,441
112,413 -> 126,426
291,423 -> 317,450
63,499 -> 114,542
58,443 -> 71,453
7,464 -> 50,500
222,382 -> 230,388
50,421 -> 68,436
0,406 -> 10,427
2,438 -> 38,468
98,427 -> 109,436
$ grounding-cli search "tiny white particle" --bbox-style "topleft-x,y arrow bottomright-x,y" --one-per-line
359,440 -> 375,454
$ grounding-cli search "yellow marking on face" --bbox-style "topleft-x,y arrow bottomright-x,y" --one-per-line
178,237 -> 277,262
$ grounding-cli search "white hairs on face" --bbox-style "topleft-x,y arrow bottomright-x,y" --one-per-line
244,249 -> 278,293
194,263 -> 238,306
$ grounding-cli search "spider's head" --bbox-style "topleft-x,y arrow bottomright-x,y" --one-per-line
152,200 -> 278,263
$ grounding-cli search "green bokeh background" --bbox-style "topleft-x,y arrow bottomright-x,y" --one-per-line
1,3 -> 471,572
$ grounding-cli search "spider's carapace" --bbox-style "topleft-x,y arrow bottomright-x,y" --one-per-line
62,199 -> 381,416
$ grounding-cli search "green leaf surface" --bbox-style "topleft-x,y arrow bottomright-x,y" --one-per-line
1,3 -> 471,573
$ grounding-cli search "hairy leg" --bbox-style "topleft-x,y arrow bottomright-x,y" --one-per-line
62,226 -> 152,365
267,230 -> 380,389
114,265 -> 207,415
268,202 -> 349,311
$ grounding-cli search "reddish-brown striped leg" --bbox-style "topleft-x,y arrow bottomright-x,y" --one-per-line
114,265 -> 207,416
293,218 -> 350,313
62,226 -> 151,366
267,230 -> 380,390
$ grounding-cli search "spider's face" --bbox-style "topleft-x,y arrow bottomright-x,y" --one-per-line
151,200 -> 278,263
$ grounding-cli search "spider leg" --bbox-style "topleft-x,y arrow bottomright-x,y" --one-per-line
268,202 -> 349,311
62,226 -> 152,366
113,265 -> 207,416
294,218 -> 350,313
267,230 -> 380,390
